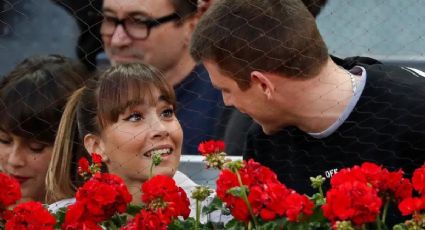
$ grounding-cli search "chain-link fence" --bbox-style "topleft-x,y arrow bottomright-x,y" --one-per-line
0,0 -> 424,198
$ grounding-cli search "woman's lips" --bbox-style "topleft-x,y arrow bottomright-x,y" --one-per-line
12,175 -> 30,184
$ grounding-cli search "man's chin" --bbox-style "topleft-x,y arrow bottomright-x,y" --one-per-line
111,57 -> 141,65
260,123 -> 281,135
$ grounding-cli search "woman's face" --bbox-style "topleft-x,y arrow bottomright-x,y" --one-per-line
0,131 -> 53,202
97,88 -> 183,185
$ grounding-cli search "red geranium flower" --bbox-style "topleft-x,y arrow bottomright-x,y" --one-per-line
198,140 -> 225,156
91,153 -> 103,165
78,157 -> 90,176
398,197 -> 425,216
216,159 -> 312,223
330,166 -> 368,188
63,219 -> 101,230
64,173 -> 132,224
331,163 -> 413,202
5,201 -> 56,230
239,159 -> 280,187
142,175 -> 190,221
248,183 -> 290,221
283,192 -> 314,222
0,173 -> 21,209
121,209 -> 170,230
412,164 -> 425,195
322,181 -> 382,226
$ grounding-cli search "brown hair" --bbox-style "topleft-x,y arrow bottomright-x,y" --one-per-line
46,63 -> 176,202
0,54 -> 87,144
169,0 -> 198,20
302,0 -> 328,17
190,0 -> 328,90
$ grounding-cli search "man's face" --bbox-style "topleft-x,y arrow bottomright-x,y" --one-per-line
204,60 -> 282,134
102,0 -> 192,72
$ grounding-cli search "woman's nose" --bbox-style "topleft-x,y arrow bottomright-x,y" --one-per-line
7,144 -> 26,167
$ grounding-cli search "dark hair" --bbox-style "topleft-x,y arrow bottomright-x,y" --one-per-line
190,0 -> 329,90
0,54 -> 88,143
301,0 -> 328,17
46,63 -> 176,202
170,0 -> 198,19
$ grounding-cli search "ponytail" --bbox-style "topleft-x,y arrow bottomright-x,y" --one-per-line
46,87 -> 86,203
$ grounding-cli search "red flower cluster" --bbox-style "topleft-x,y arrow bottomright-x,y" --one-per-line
398,164 -> 425,216
322,180 -> 382,226
216,159 -> 314,223
198,140 -> 225,156
121,175 -> 190,230
121,209 -> 170,230
5,201 -> 56,230
63,173 -> 132,228
331,162 -> 412,201
78,153 -> 103,178
141,175 -> 190,219
323,162 -> 414,226
0,173 -> 21,211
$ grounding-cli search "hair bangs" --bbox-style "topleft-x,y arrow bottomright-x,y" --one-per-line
0,78 -> 61,143
96,64 -> 176,127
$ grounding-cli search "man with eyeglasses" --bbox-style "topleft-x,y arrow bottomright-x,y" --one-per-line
100,0 -> 224,155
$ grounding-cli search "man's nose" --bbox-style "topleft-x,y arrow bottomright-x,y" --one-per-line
110,24 -> 132,47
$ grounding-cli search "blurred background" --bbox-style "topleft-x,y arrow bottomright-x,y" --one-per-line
1,0 -> 424,75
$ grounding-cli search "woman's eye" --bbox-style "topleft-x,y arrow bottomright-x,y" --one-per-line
124,112 -> 143,122
0,138 -> 11,145
29,143 -> 46,153
161,108 -> 174,118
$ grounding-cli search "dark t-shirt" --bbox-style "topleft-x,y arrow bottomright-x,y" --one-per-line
174,64 -> 224,154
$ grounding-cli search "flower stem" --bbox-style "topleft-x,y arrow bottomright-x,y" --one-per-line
319,186 -> 324,198
149,162 -> 154,180
235,171 -> 258,228
247,221 -> 253,230
195,199 -> 200,230
376,216 -> 382,230
381,198 -> 389,225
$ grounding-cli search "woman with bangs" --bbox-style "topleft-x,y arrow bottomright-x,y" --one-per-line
0,55 -> 87,204
46,63 -> 211,220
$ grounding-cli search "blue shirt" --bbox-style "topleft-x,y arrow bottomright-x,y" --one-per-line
174,64 -> 224,154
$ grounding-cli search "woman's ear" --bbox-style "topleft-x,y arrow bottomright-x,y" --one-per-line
83,134 -> 109,162
250,71 -> 275,100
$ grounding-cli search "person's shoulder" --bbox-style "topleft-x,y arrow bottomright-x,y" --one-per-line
173,171 -> 198,188
48,198 -> 76,213
365,64 -> 425,88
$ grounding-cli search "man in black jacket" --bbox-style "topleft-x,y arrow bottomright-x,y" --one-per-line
190,0 -> 425,204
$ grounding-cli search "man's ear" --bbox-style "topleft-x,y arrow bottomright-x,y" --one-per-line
184,16 -> 198,45
250,71 -> 275,99
83,134 -> 109,162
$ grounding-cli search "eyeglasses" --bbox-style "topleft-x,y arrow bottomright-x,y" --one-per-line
100,12 -> 181,40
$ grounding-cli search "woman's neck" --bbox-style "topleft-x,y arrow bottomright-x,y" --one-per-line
126,181 -> 144,206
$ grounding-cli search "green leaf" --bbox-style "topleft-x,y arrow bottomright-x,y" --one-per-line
109,213 -> 128,227
227,186 -> 249,198
224,219 -> 246,230
126,204 -> 143,216
168,219 -> 186,230
202,196 -> 231,215
392,224 -> 409,230
53,206 -> 68,229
